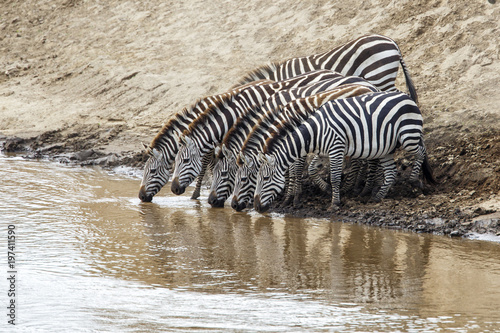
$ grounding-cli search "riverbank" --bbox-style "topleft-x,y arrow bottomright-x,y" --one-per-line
1,0 -> 499,237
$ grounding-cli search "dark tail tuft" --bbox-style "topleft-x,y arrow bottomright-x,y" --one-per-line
400,57 -> 418,104
423,154 -> 439,185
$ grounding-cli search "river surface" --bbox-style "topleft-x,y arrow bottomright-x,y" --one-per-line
2,155 -> 500,332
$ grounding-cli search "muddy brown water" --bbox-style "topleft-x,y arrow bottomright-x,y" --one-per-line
2,154 -> 500,332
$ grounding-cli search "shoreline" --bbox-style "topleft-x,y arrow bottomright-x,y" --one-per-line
2,134 -> 498,240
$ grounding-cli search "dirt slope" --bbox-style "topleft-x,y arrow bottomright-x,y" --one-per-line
1,0 -> 499,235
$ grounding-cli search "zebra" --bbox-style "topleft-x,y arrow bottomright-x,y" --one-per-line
207,74 -> 379,207
253,92 -> 437,213
138,79 -> 271,202
237,34 -> 418,103
141,34 -> 416,202
230,83 -> 378,212
170,69 -> 348,196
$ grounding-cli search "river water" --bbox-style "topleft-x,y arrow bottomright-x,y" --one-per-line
2,154 -> 500,332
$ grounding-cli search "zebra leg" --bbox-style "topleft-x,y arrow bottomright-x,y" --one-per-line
359,159 -> 381,197
327,146 -> 345,211
372,156 -> 397,202
292,157 -> 307,207
343,158 -> 362,195
191,152 -> 214,200
409,144 -> 426,189
308,155 -> 330,194
281,167 -> 294,207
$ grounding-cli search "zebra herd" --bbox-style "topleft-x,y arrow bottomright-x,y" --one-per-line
138,34 -> 437,212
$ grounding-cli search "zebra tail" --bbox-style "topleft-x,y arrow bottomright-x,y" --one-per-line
400,57 -> 419,104
422,154 -> 439,185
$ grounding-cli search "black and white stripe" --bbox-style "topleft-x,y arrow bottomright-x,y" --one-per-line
238,34 -> 417,103
138,80 -> 268,202
170,69 -> 347,196
208,73 -> 380,207
254,92 -> 437,213
231,84 -> 378,211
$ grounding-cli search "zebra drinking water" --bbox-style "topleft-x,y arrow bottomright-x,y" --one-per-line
141,33 -> 417,202
230,83 -> 378,211
138,80 -> 271,202
208,73 -> 380,207
253,92 -> 437,213
170,70 -> 346,196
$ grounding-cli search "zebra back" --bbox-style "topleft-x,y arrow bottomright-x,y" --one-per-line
237,34 -> 418,103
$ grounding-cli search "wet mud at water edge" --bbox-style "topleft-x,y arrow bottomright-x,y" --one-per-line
2,128 -> 499,238
2,155 -> 500,332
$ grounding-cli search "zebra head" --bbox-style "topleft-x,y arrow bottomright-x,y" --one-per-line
254,153 -> 286,213
171,136 -> 202,195
231,152 -> 260,211
139,144 -> 170,202
208,145 -> 238,208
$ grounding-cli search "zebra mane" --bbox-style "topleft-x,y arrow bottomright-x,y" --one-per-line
238,103 -> 300,164
263,112 -> 305,155
149,105 -> 194,150
182,91 -> 237,138
234,62 -> 280,87
219,104 -> 263,158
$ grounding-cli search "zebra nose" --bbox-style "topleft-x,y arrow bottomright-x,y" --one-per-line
170,178 -> 185,195
254,195 -> 269,213
138,186 -> 152,202
208,191 -> 216,203
231,198 -> 246,212
254,195 -> 262,212
231,197 -> 239,210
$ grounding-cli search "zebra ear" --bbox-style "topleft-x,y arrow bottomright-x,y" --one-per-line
152,148 -> 161,159
221,144 -> 232,159
184,135 -> 194,147
246,156 -> 254,168
142,143 -> 151,155
238,152 -> 246,165
214,145 -> 221,157
266,154 -> 275,165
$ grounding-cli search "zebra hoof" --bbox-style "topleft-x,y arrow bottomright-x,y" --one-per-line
190,191 -> 201,200
292,198 -> 303,208
359,188 -> 372,197
327,203 -> 341,212
410,179 -> 423,189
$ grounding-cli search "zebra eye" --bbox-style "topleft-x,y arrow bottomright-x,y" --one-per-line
221,171 -> 228,178
241,177 -> 247,182
263,176 -> 270,181
150,168 -> 157,174
183,158 -> 190,164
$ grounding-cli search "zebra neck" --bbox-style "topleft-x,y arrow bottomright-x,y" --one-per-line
274,125 -> 316,169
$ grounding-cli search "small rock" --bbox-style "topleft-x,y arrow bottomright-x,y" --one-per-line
72,149 -> 95,161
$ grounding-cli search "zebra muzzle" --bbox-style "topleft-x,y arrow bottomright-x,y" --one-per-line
170,177 -> 185,195
253,195 -> 269,213
231,196 -> 246,212
138,185 -> 153,202
208,191 -> 225,208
